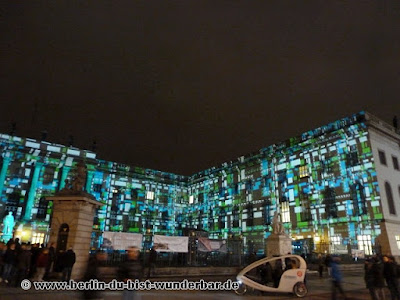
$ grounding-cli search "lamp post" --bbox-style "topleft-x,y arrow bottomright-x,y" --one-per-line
143,228 -> 152,268
239,234 -> 243,266
189,230 -> 196,266
144,228 -> 152,250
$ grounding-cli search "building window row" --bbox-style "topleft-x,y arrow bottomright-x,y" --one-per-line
299,165 -> 309,178
385,181 -> 398,215
396,236 -> 400,250
378,150 -> 399,171
393,155 -> 399,170
357,234 -> 372,255
281,201 -> 290,223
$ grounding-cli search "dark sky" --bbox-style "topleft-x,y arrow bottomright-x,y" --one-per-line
1,1 -> 400,175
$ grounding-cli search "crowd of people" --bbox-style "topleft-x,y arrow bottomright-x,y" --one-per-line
254,252 -> 400,300
317,253 -> 400,300
364,255 -> 400,300
0,238 -> 76,286
0,238 -> 148,299
82,246 -> 143,300
3,237 -> 400,300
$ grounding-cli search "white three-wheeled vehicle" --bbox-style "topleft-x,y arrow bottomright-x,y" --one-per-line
235,254 -> 308,297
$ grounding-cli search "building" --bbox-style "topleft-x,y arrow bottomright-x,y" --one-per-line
0,111 -> 399,257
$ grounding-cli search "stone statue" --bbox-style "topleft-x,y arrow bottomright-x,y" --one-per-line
267,211 -> 291,257
3,212 -> 15,237
272,211 -> 285,235
72,161 -> 87,192
58,162 -> 88,195
64,179 -> 71,189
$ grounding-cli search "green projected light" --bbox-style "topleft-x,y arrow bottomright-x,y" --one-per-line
0,112 -> 384,254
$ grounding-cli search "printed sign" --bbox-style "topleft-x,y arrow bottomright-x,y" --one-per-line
197,237 -> 227,253
351,249 -> 365,259
102,231 -> 143,250
153,235 -> 189,253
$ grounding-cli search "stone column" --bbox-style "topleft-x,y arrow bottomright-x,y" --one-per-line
46,195 -> 102,280
24,161 -> 43,221
0,156 -> 11,203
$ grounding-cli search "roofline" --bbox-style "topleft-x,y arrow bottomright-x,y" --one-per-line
2,111 -> 398,180
364,111 -> 400,143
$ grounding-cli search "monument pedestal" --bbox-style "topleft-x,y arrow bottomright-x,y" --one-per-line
265,233 -> 292,257
46,195 -> 102,280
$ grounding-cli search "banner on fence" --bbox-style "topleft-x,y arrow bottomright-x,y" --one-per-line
153,235 -> 188,253
197,237 -> 227,253
351,249 -> 365,259
102,231 -> 143,250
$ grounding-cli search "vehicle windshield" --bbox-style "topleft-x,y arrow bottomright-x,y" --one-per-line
243,256 -> 302,288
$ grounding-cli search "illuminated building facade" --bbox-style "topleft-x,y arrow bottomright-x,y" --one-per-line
1,111 -> 400,257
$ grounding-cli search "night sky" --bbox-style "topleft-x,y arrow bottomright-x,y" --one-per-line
1,1 -> 400,175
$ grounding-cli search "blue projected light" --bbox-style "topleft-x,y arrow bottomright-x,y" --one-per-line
0,112 -> 384,254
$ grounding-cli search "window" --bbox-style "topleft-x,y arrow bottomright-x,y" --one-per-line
36,197 -> 48,219
346,151 -> 359,167
189,195 -> 194,204
357,234 -> 372,255
146,191 -> 154,200
42,167 -> 54,185
32,232 -> 45,245
378,150 -> 387,166
198,193 -> 204,203
323,187 -> 337,218
245,180 -> 253,191
281,201 -> 290,223
10,162 -> 25,177
392,156 -> 399,170
351,182 -> 367,216
232,205 -> 240,228
93,184 -> 102,193
158,195 -> 168,205
385,182 -> 396,215
300,193 -> 311,221
218,208 -> 226,229
263,200 -> 271,225
246,203 -> 254,226
299,166 -> 309,178
321,158 -> 333,174
234,183 -> 239,195
162,210 -> 169,220
277,170 -> 287,184
197,213 -> 203,230
396,236 -> 400,250
331,236 -> 341,245
5,191 -> 20,214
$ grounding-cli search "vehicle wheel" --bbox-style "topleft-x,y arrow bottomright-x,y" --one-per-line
293,282 -> 308,298
234,282 -> 247,295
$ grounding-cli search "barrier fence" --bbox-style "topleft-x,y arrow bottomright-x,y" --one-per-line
92,250 -> 246,268
89,249 -> 365,269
